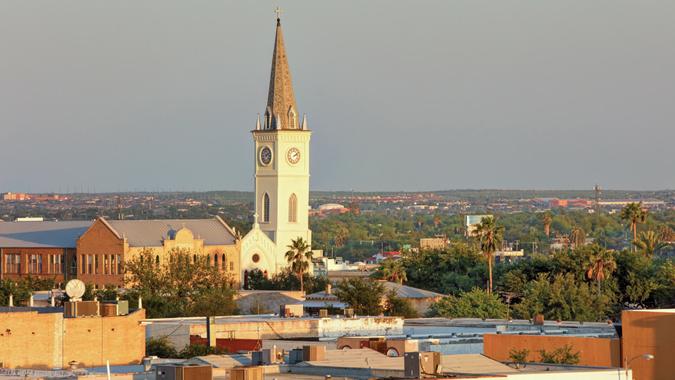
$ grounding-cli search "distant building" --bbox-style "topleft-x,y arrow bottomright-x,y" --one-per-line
77,217 -> 241,288
465,214 -> 492,237
0,220 -> 91,285
2,192 -> 30,201
302,281 -> 443,315
420,237 -> 449,251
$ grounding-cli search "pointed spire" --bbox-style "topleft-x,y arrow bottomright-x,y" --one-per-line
256,114 -> 261,130
301,113 -> 307,130
266,15 -> 297,130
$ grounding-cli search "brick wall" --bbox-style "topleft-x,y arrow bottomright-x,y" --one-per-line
0,247 -> 73,286
0,309 -> 145,369
76,219 -> 125,287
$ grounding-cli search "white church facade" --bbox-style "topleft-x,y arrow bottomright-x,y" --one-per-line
240,16 -> 313,287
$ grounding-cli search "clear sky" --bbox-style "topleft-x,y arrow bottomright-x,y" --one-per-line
1,1 -> 674,192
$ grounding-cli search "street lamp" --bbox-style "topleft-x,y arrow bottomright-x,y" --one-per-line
625,353 -> 654,379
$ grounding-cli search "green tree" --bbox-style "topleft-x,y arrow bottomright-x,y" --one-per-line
427,288 -> 508,319
379,258 -> 407,284
285,237 -> 313,292
125,248 -> 237,318
620,202 -> 646,250
514,273 -> 614,322
384,290 -> 418,318
146,336 -> 178,358
334,278 -> 384,316
633,230 -> 669,256
570,226 -> 586,248
585,245 -> 617,294
472,216 -> 504,295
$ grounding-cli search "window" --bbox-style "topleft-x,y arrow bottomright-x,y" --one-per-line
60,254 -> 65,274
230,261 -> 234,271
252,253 -> 260,263
214,254 -> 218,269
94,255 -> 99,274
263,193 -> 270,223
155,255 -> 160,266
87,255 -> 93,274
48,255 -> 53,274
29,254 -> 42,274
5,254 -> 21,274
116,255 -> 122,274
193,254 -> 197,264
222,254 -> 226,270
104,255 -> 109,274
289,193 -> 298,223
81,255 -> 86,274
111,255 -> 116,275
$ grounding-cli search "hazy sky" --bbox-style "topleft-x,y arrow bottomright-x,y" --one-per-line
1,1 -> 674,192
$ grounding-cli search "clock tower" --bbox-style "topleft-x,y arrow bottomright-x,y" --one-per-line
242,15 -> 312,278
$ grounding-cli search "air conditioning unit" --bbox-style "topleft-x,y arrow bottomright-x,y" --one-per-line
230,366 -> 263,380
404,352 -> 440,378
251,349 -> 272,365
64,301 -> 100,318
156,364 -> 212,380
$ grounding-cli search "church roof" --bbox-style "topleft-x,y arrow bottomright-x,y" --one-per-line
105,218 -> 237,247
266,17 -> 298,130
0,221 -> 92,248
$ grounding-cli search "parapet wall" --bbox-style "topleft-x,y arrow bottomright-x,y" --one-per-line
483,333 -> 621,367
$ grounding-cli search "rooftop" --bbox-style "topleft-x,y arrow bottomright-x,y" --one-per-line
0,220 -> 91,248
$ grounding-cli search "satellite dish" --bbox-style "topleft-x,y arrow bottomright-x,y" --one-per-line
65,279 -> 86,301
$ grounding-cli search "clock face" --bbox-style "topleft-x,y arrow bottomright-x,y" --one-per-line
287,147 -> 301,164
260,146 -> 272,166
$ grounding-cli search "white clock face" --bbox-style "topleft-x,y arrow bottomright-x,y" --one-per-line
287,147 -> 301,164
260,146 -> 272,166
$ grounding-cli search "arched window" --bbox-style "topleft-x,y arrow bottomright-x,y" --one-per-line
263,193 -> 270,223
289,193 -> 297,223
193,254 -> 197,264
214,254 -> 218,269
288,107 -> 297,129
221,254 -> 226,270
155,255 -> 160,266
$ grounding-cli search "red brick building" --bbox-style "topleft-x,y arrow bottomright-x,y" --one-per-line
0,221 -> 91,286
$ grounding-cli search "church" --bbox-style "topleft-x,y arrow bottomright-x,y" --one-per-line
0,16 -> 311,291
239,15 -> 313,286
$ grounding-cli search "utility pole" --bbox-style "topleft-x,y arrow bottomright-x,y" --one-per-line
594,184 -> 601,213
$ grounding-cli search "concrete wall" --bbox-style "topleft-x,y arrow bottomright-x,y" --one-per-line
0,309 -> 145,369
318,317 -> 403,338
621,309 -> 675,380
483,334 -> 621,367
146,316 -> 404,350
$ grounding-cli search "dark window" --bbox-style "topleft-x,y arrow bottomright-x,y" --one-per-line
263,193 -> 270,223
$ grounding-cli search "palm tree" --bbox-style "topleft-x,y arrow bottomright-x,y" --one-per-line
285,237 -> 313,292
542,213 -> 552,239
472,216 -> 504,295
570,226 -> 586,249
380,258 -> 407,284
633,230 -> 669,256
585,245 -> 617,294
620,202 -> 647,251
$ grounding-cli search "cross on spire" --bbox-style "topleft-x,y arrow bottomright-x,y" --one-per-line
275,6 -> 282,22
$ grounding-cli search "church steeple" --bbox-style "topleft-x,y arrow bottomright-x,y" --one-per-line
265,15 -> 298,130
